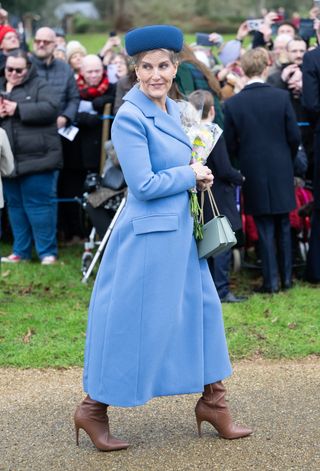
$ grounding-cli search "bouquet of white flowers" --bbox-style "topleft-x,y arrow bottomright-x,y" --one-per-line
178,100 -> 223,240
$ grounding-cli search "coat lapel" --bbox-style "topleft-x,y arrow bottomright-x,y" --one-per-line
123,85 -> 192,149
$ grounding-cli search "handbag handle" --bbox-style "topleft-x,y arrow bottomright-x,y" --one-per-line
200,188 -> 220,224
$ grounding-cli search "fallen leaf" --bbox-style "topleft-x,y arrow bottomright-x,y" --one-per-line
1,270 -> 10,278
288,322 -> 297,329
271,317 -> 278,323
22,328 -> 35,344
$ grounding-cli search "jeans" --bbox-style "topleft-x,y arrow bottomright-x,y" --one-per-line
3,171 -> 58,260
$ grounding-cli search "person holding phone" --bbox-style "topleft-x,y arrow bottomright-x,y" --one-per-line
98,32 -> 123,67
0,49 -> 62,264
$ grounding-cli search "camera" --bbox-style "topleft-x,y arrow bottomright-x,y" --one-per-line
196,33 -> 213,47
246,19 -> 264,32
83,172 -> 101,193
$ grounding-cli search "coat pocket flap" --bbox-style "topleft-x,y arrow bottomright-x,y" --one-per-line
132,214 -> 179,235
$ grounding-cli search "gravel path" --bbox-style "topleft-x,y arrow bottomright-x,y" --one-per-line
1,358 -> 319,471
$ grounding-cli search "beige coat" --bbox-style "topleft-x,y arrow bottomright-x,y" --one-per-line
0,128 -> 14,208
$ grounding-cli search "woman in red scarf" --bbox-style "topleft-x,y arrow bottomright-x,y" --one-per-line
74,54 -> 115,172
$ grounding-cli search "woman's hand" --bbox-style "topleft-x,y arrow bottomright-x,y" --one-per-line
191,162 -> 214,188
2,99 -> 17,116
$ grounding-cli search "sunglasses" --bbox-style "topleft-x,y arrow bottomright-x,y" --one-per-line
34,39 -> 54,46
5,66 -> 26,75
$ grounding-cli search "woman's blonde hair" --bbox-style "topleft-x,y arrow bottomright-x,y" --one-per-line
131,49 -> 179,66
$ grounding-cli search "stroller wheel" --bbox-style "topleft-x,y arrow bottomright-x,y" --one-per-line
232,248 -> 242,272
81,251 -> 94,277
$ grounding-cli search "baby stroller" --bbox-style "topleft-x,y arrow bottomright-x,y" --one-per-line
81,140 -> 127,282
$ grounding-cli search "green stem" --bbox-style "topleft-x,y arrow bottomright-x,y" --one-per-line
190,191 -> 203,240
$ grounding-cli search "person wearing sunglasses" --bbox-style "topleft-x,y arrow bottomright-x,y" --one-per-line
0,49 -> 62,264
30,27 -> 80,244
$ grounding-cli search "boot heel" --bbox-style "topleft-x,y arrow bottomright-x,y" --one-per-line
75,425 -> 80,446
196,415 -> 203,437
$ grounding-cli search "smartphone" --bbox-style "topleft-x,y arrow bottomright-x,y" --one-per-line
246,19 -> 264,32
0,90 -> 9,99
195,33 -> 212,47
299,18 -> 316,40
109,31 -> 117,37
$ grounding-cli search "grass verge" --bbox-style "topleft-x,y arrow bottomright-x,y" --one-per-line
0,243 -> 319,367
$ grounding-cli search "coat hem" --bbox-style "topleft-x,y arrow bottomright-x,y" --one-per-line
84,370 -> 232,407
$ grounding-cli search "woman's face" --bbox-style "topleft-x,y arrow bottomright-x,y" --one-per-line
111,55 -> 128,78
5,56 -> 28,87
135,49 -> 178,106
70,52 -> 85,72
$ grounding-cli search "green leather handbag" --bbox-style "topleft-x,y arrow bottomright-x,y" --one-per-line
197,188 -> 237,259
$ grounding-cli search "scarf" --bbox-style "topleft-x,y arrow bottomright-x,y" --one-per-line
76,71 -> 109,100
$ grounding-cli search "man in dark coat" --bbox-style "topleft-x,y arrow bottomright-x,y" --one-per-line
302,29 -> 320,283
189,90 -> 246,302
224,48 -> 300,293
30,27 -> 80,242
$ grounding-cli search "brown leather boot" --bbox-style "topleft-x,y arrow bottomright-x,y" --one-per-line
195,382 -> 253,439
74,395 -> 129,451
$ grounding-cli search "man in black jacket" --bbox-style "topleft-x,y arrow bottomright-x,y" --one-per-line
302,24 -> 320,283
31,27 -> 79,129
224,48 -> 300,293
31,27 -> 80,242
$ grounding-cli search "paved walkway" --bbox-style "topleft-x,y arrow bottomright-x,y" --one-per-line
1,358 -> 319,471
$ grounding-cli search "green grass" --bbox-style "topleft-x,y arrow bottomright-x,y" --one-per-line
0,242 -> 319,367
0,244 -> 91,367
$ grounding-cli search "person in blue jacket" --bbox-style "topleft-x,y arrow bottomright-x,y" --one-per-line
74,25 -> 252,452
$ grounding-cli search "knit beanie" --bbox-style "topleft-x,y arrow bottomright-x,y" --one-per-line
66,40 -> 87,62
0,26 -> 18,47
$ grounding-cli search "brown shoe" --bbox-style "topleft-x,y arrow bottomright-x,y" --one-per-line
195,382 -> 253,439
74,395 -> 129,451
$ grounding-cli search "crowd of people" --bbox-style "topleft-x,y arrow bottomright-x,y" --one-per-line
0,5 -> 319,290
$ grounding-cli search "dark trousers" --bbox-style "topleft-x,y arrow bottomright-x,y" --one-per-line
305,209 -> 320,282
207,249 -> 232,299
57,169 -> 87,241
254,213 -> 292,291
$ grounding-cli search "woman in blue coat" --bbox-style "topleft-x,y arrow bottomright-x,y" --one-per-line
74,25 -> 252,451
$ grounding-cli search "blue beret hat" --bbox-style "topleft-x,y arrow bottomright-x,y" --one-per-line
125,25 -> 183,56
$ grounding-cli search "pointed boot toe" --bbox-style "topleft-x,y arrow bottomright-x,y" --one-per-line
74,395 -> 129,452
195,382 -> 253,440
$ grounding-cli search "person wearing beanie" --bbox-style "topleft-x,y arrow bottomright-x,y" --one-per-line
0,26 -> 19,52
0,25 -> 20,70
74,24 -> 252,452
66,40 -> 87,78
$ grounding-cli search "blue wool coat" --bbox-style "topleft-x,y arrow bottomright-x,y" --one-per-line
83,85 -> 232,407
